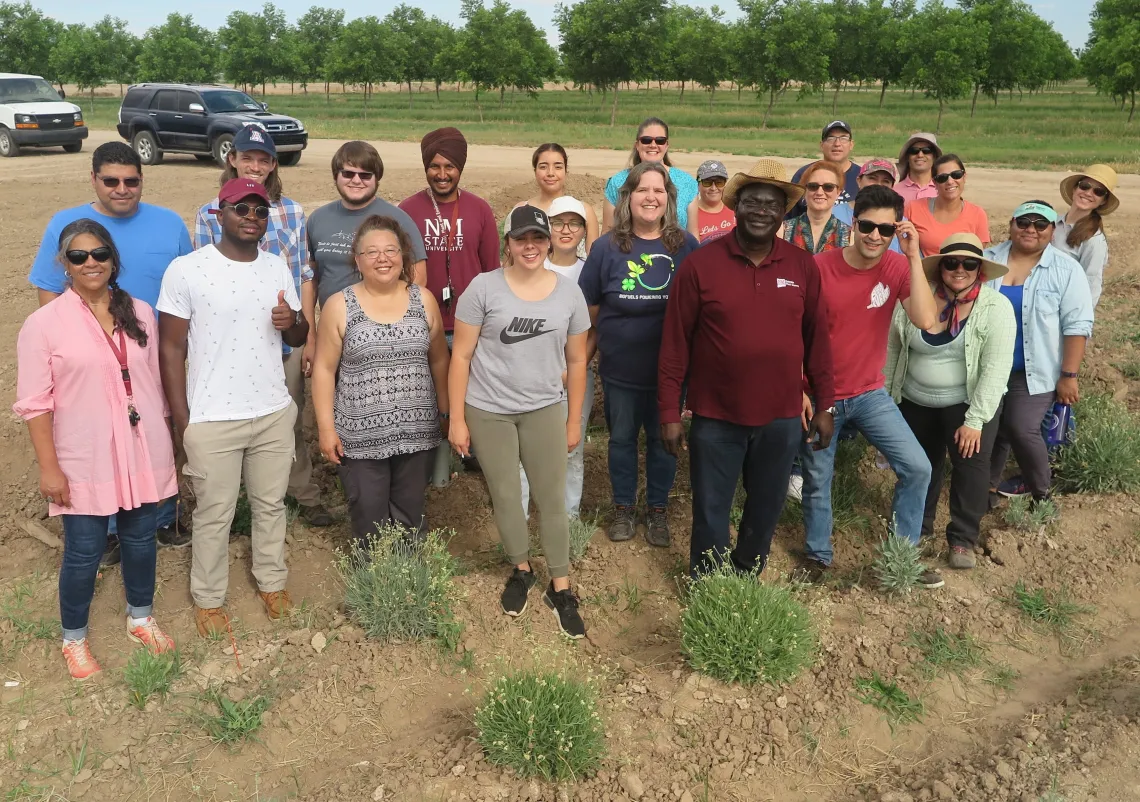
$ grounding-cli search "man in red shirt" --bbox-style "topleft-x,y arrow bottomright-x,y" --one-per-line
659,160 -> 836,577
799,185 -> 944,588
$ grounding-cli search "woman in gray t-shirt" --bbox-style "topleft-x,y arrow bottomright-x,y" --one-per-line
449,205 -> 590,639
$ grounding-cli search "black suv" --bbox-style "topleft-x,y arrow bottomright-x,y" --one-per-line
116,83 -> 308,166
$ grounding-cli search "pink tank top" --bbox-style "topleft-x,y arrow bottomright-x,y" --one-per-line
697,206 -> 736,243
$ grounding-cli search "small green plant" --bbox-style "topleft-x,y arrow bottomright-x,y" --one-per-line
568,513 -> 599,563
123,648 -> 182,709
984,662 -> 1020,691
681,562 -> 817,686
475,669 -> 605,782
1054,393 -> 1140,494
1007,581 -> 1093,633
1,579 -> 60,644
230,489 -> 253,535
621,580 -> 643,615
854,672 -> 924,730
1003,495 -> 1059,530
201,690 -> 271,744
335,524 -> 461,647
907,627 -> 985,678
69,734 -> 88,776
872,534 -> 924,595
729,481 -> 745,529
1113,357 -> 1140,380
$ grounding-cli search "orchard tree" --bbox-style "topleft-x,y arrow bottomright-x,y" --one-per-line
863,0 -> 915,108
670,6 -> 732,106
1082,0 -> 1140,121
825,0 -> 866,112
50,23 -> 104,110
901,0 -> 988,131
296,6 -> 344,97
218,3 -> 289,95
426,20 -> 459,99
384,5 -> 450,105
455,0 -> 554,114
93,16 -> 139,94
328,15 -> 393,113
0,2 -> 62,80
137,13 -> 218,84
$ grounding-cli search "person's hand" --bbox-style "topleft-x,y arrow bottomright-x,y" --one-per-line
661,422 -> 686,457
40,465 -> 71,507
680,406 -> 693,421
171,415 -> 189,460
319,428 -> 344,465
806,409 -> 834,451
449,419 -> 471,457
954,424 -> 983,458
567,420 -> 581,453
800,393 -> 814,432
896,219 -> 921,259
1056,376 -> 1079,405
302,339 -> 316,378
271,291 -> 295,331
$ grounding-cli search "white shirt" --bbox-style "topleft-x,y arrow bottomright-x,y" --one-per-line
156,245 -> 301,424
545,257 -> 586,284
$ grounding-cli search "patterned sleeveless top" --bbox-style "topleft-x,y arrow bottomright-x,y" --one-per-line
334,284 -> 441,460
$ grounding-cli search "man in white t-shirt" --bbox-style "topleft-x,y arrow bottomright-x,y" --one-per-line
157,178 -> 309,638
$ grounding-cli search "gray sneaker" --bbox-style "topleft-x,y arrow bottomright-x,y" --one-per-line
646,507 -> 670,547
607,506 -> 636,542
948,546 -> 977,570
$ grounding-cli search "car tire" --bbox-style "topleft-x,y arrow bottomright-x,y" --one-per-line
0,127 -> 20,158
212,133 -> 234,167
278,150 -> 302,167
63,142 -> 83,153
132,129 -> 163,165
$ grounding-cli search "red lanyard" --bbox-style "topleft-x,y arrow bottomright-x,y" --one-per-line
100,327 -> 133,398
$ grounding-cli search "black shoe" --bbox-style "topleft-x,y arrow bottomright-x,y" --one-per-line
299,504 -> 334,527
918,568 -> 945,589
646,506 -> 670,547
794,556 -> 829,584
157,524 -> 192,548
500,567 -> 537,616
543,583 -> 586,639
607,506 -> 636,542
100,536 -> 121,568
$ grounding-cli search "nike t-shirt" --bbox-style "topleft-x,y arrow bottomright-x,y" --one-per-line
814,248 -> 913,401
455,268 -> 590,415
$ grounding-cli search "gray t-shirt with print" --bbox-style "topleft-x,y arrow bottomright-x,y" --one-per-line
456,269 -> 590,415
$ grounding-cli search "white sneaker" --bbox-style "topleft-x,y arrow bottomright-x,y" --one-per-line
786,474 -> 803,502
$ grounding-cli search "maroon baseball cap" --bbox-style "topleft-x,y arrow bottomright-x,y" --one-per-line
218,177 -> 269,205
859,158 -> 898,183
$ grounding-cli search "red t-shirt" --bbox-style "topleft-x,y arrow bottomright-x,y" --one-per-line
399,190 -> 502,331
813,248 -> 913,401
697,206 -> 736,243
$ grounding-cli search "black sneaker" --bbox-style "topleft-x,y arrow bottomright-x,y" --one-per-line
607,506 -> 636,542
500,567 -> 537,616
299,504 -> 334,527
543,583 -> 586,639
100,536 -> 121,568
646,507 -> 670,547
157,524 -> 192,548
919,568 -> 945,589
793,556 -> 829,584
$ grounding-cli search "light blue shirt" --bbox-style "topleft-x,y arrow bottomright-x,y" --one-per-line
833,204 -> 903,253
604,166 -> 699,229
984,241 -> 1094,396
28,203 -> 192,308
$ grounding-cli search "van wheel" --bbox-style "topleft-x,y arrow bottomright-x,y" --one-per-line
0,127 -> 19,157
63,142 -> 83,153
278,151 -> 302,166
212,134 -> 234,166
132,130 -> 163,165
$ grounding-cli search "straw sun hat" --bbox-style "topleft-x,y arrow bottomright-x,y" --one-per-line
722,159 -> 806,212
920,232 -> 1008,283
1059,164 -> 1119,215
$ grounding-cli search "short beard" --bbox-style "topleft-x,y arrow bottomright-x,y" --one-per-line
337,183 -> 378,206
429,176 -> 460,200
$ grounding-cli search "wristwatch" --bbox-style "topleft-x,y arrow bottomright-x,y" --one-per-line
1060,371 -> 1078,379
824,406 -> 838,415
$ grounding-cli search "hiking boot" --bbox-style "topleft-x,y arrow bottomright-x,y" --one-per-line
126,616 -> 176,653
299,504 -> 333,527
786,474 -> 803,502
646,507 -> 670,547
607,506 -> 636,542
919,568 -> 945,589
195,605 -> 231,638
62,638 -> 102,680
997,476 -> 1029,498
500,567 -> 537,616
987,490 -> 1002,511
543,583 -> 586,639
258,590 -> 293,620
157,524 -> 192,548
794,556 -> 830,584
100,536 -> 121,568
948,546 -> 977,570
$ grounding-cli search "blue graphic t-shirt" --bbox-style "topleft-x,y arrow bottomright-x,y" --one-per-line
578,231 -> 700,389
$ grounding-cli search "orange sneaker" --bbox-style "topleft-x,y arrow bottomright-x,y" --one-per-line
62,639 -> 102,680
194,605 -> 231,638
126,616 -> 176,653
257,589 -> 292,620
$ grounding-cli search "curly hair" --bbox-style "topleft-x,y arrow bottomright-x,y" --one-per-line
352,215 -> 416,285
58,219 -> 148,347
611,162 -> 685,254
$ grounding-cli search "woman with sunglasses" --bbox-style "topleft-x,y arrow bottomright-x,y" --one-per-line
1054,165 -> 1119,308
904,154 -> 990,257
602,118 -> 699,232
783,160 -> 851,254
894,133 -> 942,202
885,233 -> 1015,570
686,160 -> 736,244
15,219 -> 177,680
506,143 -> 599,255
983,201 -> 1094,506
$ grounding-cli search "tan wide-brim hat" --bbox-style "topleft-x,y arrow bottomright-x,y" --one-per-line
1060,164 -> 1119,215
723,158 -> 806,212
920,232 -> 1008,283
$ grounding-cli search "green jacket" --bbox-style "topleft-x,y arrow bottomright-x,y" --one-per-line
884,285 -> 1016,430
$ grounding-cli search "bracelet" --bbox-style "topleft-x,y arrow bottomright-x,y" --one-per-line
1060,371 -> 1078,379
439,411 -> 450,419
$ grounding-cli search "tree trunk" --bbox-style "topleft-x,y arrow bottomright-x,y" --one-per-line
738,83 -> 743,100
499,85 -> 505,109
290,81 -> 294,95
363,83 -> 369,119
325,81 -> 330,101
878,81 -> 888,108
1129,91 -> 1136,123
658,80 -> 663,94
610,83 -> 619,126
936,98 -> 944,133
89,86 -> 95,114
970,83 -> 979,117
435,80 -> 441,101
708,86 -> 715,112
832,83 -> 840,113
910,86 -> 916,99
762,88 -> 776,129
679,80 -> 685,101
408,80 -> 414,109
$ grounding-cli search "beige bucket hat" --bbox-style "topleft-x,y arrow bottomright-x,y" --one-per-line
1060,164 -> 1119,215
722,158 -> 805,212
920,232 -> 1008,283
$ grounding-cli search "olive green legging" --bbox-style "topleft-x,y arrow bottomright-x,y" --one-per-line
465,401 -> 570,578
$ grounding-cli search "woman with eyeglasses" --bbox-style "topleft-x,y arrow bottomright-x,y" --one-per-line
894,133 -> 942,202
904,154 -> 991,257
602,118 -> 699,233
1053,165 -> 1119,308
15,219 -> 177,680
311,215 -> 450,546
885,233 -> 1015,570
506,143 -> 599,255
783,160 -> 851,254
686,160 -> 736,244
983,201 -> 1094,506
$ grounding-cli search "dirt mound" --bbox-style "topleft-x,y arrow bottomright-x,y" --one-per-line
484,173 -> 610,225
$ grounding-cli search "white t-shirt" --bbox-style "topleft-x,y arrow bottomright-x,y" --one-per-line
545,257 -> 586,284
156,245 -> 301,424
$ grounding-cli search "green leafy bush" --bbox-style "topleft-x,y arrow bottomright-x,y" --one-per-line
124,648 -> 182,709
872,534 -> 924,595
1003,495 -> 1059,530
1054,393 -> 1140,494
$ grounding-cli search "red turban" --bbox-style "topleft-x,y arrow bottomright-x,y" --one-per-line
420,127 -> 468,172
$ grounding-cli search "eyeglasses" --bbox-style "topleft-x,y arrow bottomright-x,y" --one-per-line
357,246 -> 402,262
1076,180 -> 1108,198
933,169 -> 966,184
939,257 -> 982,272
805,182 -> 839,193
340,169 -> 375,182
65,247 -> 113,265
1014,216 -> 1052,232
736,197 -> 785,212
97,176 -> 141,188
908,146 -> 935,156
823,135 -> 852,145
853,219 -> 898,238
638,136 -> 668,146
700,178 -> 726,188
551,218 -> 584,232
226,202 -> 271,220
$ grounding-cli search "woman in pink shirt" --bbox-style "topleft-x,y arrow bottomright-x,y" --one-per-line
894,132 -> 941,202
15,219 -> 177,680
904,154 -> 991,257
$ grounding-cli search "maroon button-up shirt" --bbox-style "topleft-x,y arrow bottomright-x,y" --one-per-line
658,233 -> 835,427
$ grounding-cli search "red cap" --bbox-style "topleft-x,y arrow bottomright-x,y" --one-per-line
218,177 -> 269,205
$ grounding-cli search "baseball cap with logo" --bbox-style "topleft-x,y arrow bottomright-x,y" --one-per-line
821,120 -> 852,139
696,160 -> 729,182
507,204 -> 551,238
232,123 -> 277,158
859,158 -> 898,183
218,177 -> 270,205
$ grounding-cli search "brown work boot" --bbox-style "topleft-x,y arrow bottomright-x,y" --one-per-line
195,605 -> 231,638
258,589 -> 293,620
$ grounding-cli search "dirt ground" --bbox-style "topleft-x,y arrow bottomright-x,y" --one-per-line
1,131 -> 1140,802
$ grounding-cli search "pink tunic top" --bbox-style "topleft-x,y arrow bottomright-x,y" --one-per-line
14,290 -> 177,517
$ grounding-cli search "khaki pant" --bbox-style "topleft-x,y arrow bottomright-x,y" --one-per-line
184,403 -> 297,608
282,349 -> 322,507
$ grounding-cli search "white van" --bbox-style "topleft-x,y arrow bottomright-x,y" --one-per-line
0,73 -> 88,158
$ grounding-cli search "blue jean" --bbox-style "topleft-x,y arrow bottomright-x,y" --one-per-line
800,388 -> 931,565
108,496 -> 176,536
61,503 -> 158,640
602,380 -> 676,508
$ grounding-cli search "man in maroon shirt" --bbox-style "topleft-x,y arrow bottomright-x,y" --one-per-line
659,159 -> 836,577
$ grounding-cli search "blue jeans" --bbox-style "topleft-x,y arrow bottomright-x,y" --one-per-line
61,503 -> 158,640
109,496 -> 176,536
800,388 -> 931,565
602,380 -> 676,509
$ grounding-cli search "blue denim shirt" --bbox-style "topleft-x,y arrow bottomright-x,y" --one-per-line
984,242 -> 1094,396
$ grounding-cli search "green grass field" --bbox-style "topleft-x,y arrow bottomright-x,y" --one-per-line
81,81 -> 1140,171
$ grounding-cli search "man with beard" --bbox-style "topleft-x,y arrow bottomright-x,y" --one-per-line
658,159 -> 835,577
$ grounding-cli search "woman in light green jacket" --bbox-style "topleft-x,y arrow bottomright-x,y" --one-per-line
884,233 -> 1015,570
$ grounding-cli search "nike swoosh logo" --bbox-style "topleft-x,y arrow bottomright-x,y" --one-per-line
499,328 -> 555,344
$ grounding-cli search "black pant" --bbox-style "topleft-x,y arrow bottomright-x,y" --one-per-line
900,399 -> 1001,549
338,450 -> 434,544
688,414 -> 801,575
989,371 -> 1055,500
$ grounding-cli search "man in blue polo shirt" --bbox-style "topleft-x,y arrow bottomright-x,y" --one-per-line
788,121 -> 861,219
28,140 -> 192,554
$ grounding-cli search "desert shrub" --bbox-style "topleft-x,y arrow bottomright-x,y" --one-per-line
568,512 -> 599,562
1054,393 -> 1140,494
872,534 -> 923,595
476,669 -> 605,782
1003,495 -> 1059,530
681,562 -> 816,685
335,524 -> 460,646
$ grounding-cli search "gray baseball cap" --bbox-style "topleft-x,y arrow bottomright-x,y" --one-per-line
696,160 -> 729,182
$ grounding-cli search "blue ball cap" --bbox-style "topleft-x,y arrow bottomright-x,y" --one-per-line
233,123 -> 276,158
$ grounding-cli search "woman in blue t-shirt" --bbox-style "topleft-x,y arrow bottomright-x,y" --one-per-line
602,118 -> 699,232
580,162 -> 700,549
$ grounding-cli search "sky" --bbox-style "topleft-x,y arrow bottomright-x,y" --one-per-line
33,0 -> 1095,50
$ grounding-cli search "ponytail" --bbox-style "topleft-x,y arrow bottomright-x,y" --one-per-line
1067,209 -> 1103,248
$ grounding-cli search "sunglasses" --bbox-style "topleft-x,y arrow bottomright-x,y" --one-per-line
908,146 -> 935,156
225,202 -> 271,220
700,178 -> 726,188
97,176 -> 141,188
939,257 -> 981,272
853,219 -> 898,238
65,247 -> 113,265
638,136 -> 668,146
1076,180 -> 1108,198
805,182 -> 839,193
934,169 -> 966,184
339,169 -> 375,182
1014,216 -> 1052,232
